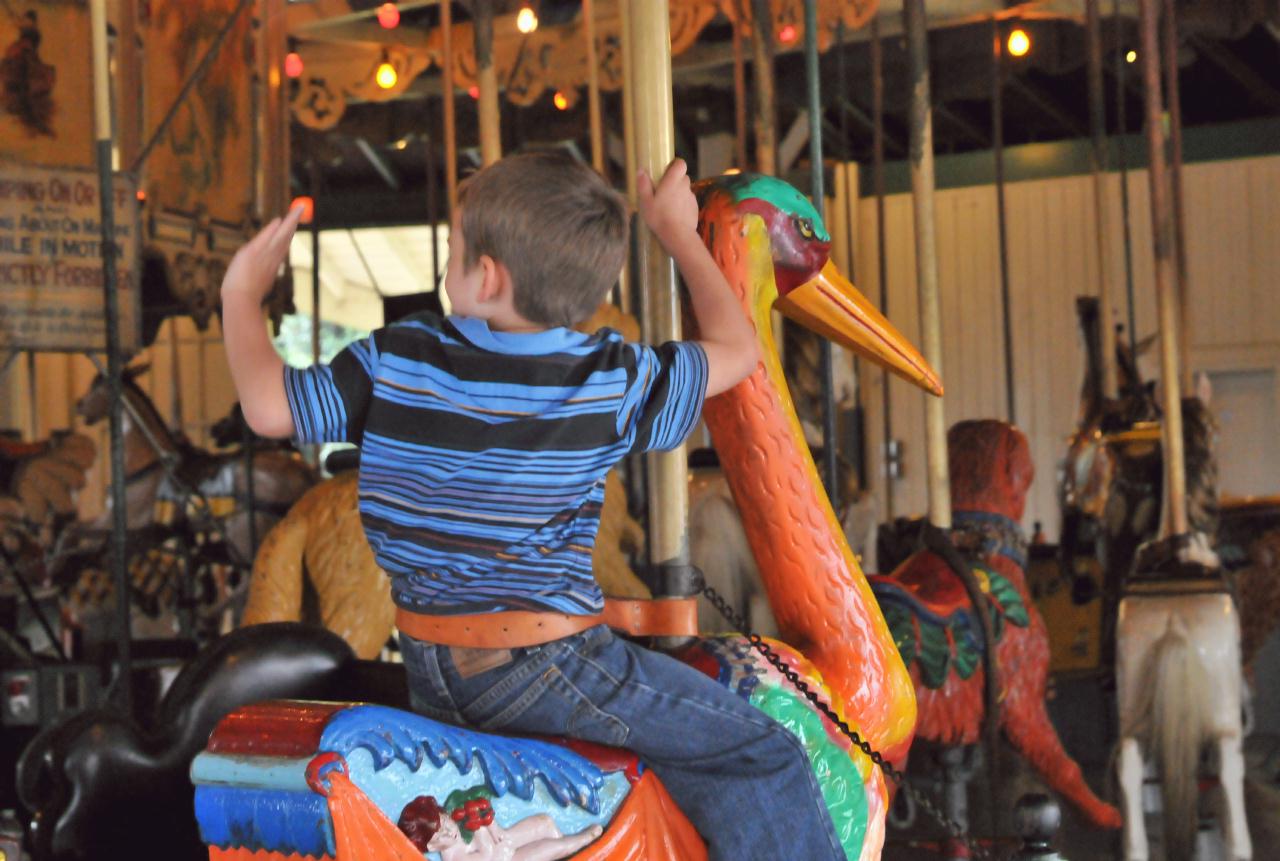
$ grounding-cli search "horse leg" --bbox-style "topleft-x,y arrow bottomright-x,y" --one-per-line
1119,736 -> 1148,861
1218,734 -> 1252,860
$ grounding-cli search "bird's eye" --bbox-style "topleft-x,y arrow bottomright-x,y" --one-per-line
796,217 -> 814,239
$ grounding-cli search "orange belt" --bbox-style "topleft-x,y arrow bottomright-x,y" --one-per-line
395,598 -> 698,649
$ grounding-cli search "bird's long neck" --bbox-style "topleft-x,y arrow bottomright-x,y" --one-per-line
700,217 -> 916,760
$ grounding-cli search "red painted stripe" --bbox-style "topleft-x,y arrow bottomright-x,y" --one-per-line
207,701 -> 349,757
209,848 -> 332,861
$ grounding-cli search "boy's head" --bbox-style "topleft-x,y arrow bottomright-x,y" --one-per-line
448,151 -> 629,328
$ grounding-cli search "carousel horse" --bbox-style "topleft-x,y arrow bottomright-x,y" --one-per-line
70,365 -> 316,625
866,421 -> 1121,833
180,173 -> 931,861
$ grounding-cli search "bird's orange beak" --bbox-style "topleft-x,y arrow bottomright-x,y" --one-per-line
775,261 -> 943,397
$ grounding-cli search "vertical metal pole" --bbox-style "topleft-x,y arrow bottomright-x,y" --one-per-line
749,0 -> 777,175
1115,0 -> 1138,359
616,0 -> 638,317
1161,0 -> 1191,389
1087,0 -> 1119,399
803,0 -> 838,507
584,0 -> 604,174
427,132 -> 441,289
90,0 -> 132,712
629,0 -> 686,567
474,0 -> 501,166
992,18 -> 1016,425
1138,0 -> 1187,537
730,0 -> 748,170
441,0 -> 458,213
837,21 -> 866,492
309,163 -> 321,366
904,0 -> 950,529
25,352 -> 37,439
872,12 -> 893,519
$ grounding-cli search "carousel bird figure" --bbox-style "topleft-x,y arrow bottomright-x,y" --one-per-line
25,174 -> 939,861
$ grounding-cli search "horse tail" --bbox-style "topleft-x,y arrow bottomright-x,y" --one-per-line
1129,614 -> 1216,861
240,487 -> 312,626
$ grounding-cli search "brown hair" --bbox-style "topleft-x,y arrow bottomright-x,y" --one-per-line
398,795 -> 444,851
456,150 -> 629,327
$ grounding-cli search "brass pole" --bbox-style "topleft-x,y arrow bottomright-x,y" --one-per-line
749,0 -> 777,175
1161,0 -> 1191,389
992,18 -> 1016,424
90,0 -> 133,712
1087,0 -> 1118,399
730,0 -> 748,170
442,0 -> 458,213
617,0 -> 638,316
1138,0 -> 1187,536
474,0 -> 501,166
584,0 -> 604,174
904,0 -> 950,529
629,0 -> 685,567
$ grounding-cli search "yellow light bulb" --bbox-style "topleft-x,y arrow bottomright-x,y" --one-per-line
1007,28 -> 1031,58
1126,49 -> 1138,64
375,61 -> 397,90
553,91 -> 569,110
516,6 -> 538,34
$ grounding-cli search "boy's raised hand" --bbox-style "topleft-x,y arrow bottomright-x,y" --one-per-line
221,206 -> 305,302
637,158 -> 698,250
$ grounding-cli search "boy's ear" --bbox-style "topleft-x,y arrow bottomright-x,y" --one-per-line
477,254 -> 515,305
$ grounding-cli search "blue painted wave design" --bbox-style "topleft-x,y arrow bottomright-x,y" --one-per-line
195,786 -> 332,857
319,705 -> 608,814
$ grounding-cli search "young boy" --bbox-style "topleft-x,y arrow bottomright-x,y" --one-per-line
221,152 -> 845,860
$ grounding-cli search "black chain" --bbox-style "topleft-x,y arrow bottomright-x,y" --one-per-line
699,583 -> 995,861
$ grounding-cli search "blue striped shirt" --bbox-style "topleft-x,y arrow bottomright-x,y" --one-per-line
284,312 -> 708,616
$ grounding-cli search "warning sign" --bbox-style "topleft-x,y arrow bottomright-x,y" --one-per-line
0,162 -> 140,352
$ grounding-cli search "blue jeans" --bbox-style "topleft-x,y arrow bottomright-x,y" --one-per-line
400,624 -> 845,861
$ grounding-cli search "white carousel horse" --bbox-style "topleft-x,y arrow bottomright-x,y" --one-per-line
1116,532 -> 1251,861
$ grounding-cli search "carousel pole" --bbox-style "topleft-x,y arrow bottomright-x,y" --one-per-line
730,0 -> 748,170
1087,0 -> 1119,399
748,0 -> 777,175
991,17 -> 1016,424
1160,0 -> 1191,389
583,0 -> 604,174
1115,0 -> 1138,358
629,0 -> 687,569
1137,0 -> 1187,536
616,0 -> 638,316
442,0 -> 458,212
803,0 -> 837,505
309,162 -> 322,366
90,0 -> 133,711
872,12 -> 894,519
904,0 -> 950,529
473,0 -> 501,166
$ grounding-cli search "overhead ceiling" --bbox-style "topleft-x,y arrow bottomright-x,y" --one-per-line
286,0 -> 1280,226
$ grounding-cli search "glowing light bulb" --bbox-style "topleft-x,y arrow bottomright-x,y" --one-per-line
1126,49 -> 1137,64
722,168 -> 742,175
516,6 -> 538,34
468,85 -> 480,99
135,189 -> 147,202
375,60 -> 398,90
284,51 -> 304,79
376,2 -> 400,29
553,91 -> 569,110
778,24 -> 797,45
1007,28 -> 1030,58
290,196 -> 315,224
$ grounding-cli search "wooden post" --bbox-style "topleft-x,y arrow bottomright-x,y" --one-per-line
749,0 -> 777,175
90,0 -> 132,712
904,0 -> 950,529
1161,0 -> 1191,390
872,12 -> 894,519
629,0 -> 686,567
442,0 -> 458,213
1137,0 -> 1187,536
473,0 -> 501,166
583,0 -> 604,174
992,17 -> 1016,424
1086,0 -> 1118,399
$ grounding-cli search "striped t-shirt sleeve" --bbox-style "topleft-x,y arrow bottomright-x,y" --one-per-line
283,335 -> 379,445
626,340 -> 709,453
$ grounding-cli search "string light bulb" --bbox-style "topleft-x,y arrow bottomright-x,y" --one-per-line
516,4 -> 538,34
375,55 -> 398,90
284,51 -> 304,79
1007,28 -> 1031,58
553,91 -> 569,110
777,24 -> 797,45
1126,49 -> 1138,63
376,2 -> 400,29
468,85 -> 480,99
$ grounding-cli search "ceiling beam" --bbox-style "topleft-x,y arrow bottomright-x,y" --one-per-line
1188,34 -> 1280,113
1006,75 -> 1088,138
934,102 -> 990,147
